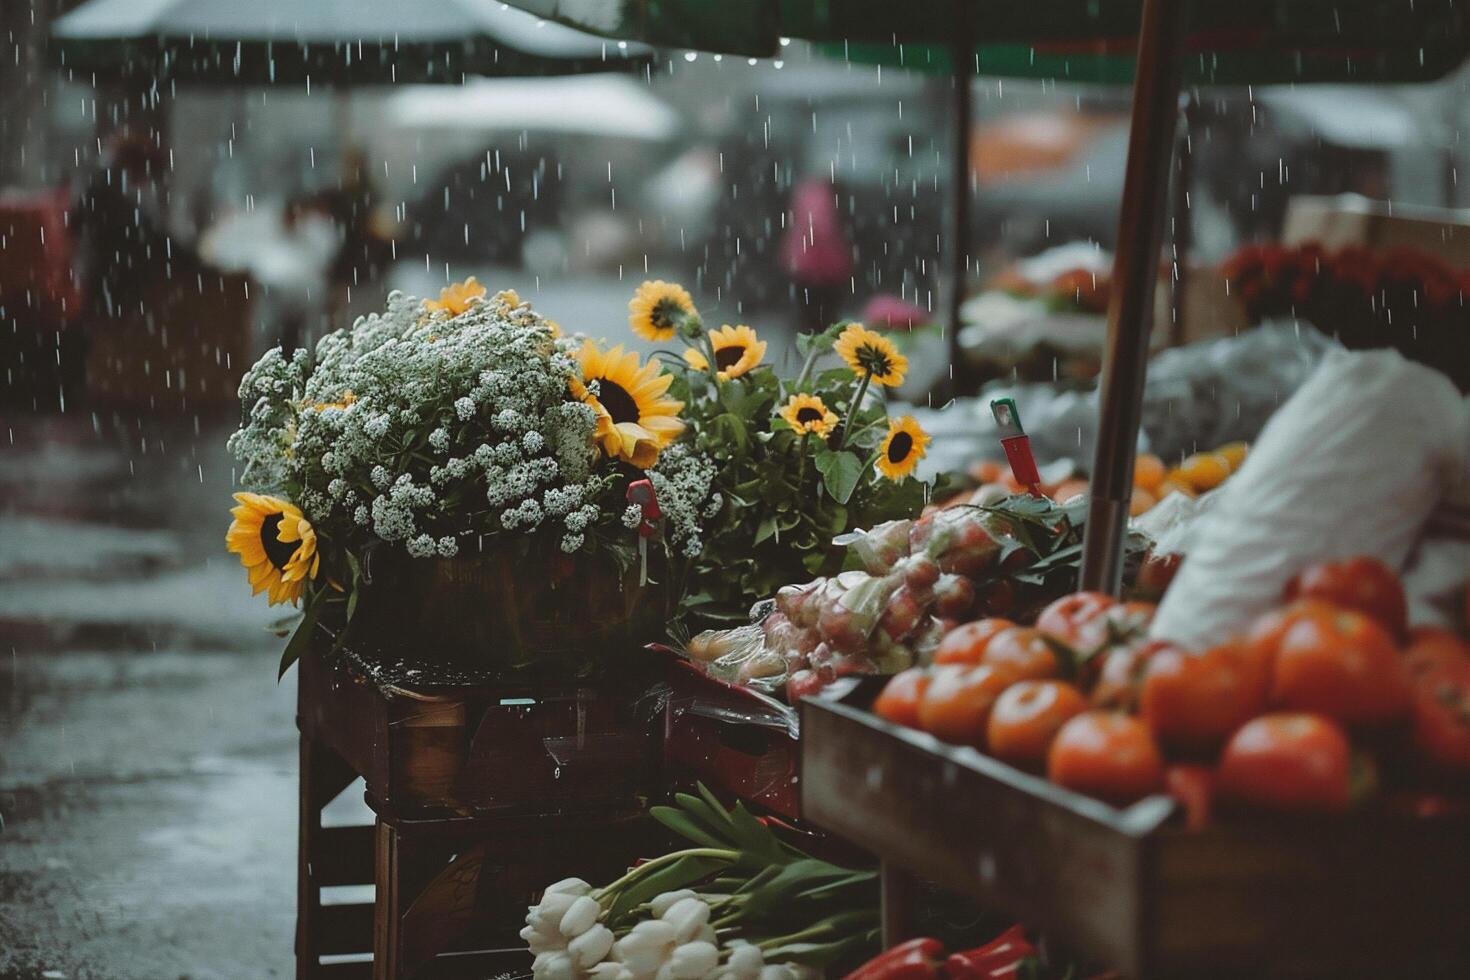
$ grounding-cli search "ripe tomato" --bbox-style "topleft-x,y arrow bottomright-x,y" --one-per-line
917,663 -> 1019,746
1134,549 -> 1182,601
934,618 -> 1016,666
982,627 -> 1063,681
1270,605 -> 1411,724
1285,556 -> 1407,639
1072,601 -> 1157,657
986,680 -> 1089,771
1047,711 -> 1164,804
1411,661 -> 1470,773
1140,642 -> 1267,750
1241,598 -> 1337,672
872,667 -> 931,729
1091,640 -> 1172,711
1035,592 -> 1117,648
1403,627 -> 1470,680
1217,713 -> 1354,812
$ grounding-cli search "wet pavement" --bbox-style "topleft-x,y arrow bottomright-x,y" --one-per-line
0,412 -> 345,980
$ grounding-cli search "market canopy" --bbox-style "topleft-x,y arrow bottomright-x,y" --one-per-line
504,0 -> 1470,83
50,0 -> 655,85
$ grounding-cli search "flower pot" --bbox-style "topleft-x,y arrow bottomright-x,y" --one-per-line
351,539 -> 669,681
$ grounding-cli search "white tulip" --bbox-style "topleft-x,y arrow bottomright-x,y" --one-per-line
668,941 -> 720,980
726,944 -> 765,978
536,952 -> 576,980
529,892 -> 581,935
521,924 -> 562,955
569,924 -> 616,968
560,895 -> 602,938
758,967 -> 788,980
588,963 -> 626,980
545,877 -> 594,897
615,919 -> 678,980
650,889 -> 698,918
663,897 -> 712,944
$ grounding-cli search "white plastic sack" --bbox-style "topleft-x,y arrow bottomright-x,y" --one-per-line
1151,347 -> 1470,647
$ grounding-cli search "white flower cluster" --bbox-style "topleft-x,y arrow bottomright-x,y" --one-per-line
523,885 -> 812,980
648,445 -> 718,559
228,286 -> 711,559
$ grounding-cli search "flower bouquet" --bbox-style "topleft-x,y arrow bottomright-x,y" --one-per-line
624,281 -> 937,627
226,279 -> 714,677
519,786 -> 878,980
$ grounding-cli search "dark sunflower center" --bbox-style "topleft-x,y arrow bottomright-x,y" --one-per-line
795,406 -> 824,424
715,345 -> 746,370
887,432 -> 914,464
259,513 -> 299,570
857,344 -> 892,376
596,379 -> 640,425
651,298 -> 683,330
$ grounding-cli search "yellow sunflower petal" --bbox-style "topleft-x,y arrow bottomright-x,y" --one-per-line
876,415 -> 931,481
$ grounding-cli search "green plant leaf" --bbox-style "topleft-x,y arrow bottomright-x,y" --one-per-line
815,451 -> 863,505
649,806 -> 726,850
278,601 -> 318,680
605,854 -> 730,928
754,513 -> 778,545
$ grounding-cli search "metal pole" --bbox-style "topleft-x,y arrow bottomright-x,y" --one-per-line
1168,93 -> 1196,349
946,10 -> 974,387
1078,0 -> 1186,594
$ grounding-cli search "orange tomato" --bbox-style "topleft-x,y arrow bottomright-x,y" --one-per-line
1091,640 -> 1172,711
969,459 -> 1006,485
1404,627 -> 1470,680
1285,555 -> 1408,640
1072,601 -> 1157,659
1270,605 -> 1411,724
933,618 -> 1017,666
873,667 -> 931,729
916,663 -> 1019,746
1241,598 -> 1338,676
1133,454 -> 1166,492
1047,711 -> 1164,804
1035,592 -> 1117,649
1129,487 -> 1157,517
1217,713 -> 1354,812
1139,642 -> 1267,750
1155,477 -> 1197,501
1050,479 -> 1088,504
982,627 -> 1063,681
1177,452 -> 1231,491
987,680 -> 1089,770
1411,661 -> 1470,773
1216,441 -> 1249,469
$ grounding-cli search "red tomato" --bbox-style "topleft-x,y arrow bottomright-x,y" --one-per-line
1134,549 -> 1182,601
1164,764 -> 1215,832
1217,713 -> 1354,812
1072,601 -> 1157,658
986,680 -> 1089,771
1411,661 -> 1470,773
982,627 -> 1063,681
872,667 -> 931,729
1091,640 -> 1172,712
934,618 -> 1016,666
1403,627 -> 1470,680
1140,642 -> 1267,750
1035,592 -> 1117,648
1270,605 -> 1411,724
1285,556 -> 1408,639
1241,598 -> 1337,673
1047,711 -> 1164,804
917,664 -> 1019,747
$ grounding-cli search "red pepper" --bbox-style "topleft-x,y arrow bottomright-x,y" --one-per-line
942,926 -> 1035,980
843,938 -> 947,980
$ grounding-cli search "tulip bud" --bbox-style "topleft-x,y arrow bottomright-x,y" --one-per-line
727,944 -> 765,978
520,925 -> 561,955
668,941 -> 720,980
616,919 -> 678,979
545,877 -> 594,897
569,924 -> 615,968
536,952 -> 576,980
529,892 -> 579,934
650,889 -> 698,919
559,895 -> 601,938
663,897 -> 712,944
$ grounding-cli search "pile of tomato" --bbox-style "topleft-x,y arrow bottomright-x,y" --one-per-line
873,556 -> 1470,821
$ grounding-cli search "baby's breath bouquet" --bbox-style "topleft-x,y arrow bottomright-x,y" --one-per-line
226,279 -> 714,674
622,282 -> 935,626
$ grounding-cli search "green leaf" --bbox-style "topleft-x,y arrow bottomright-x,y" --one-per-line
650,806 -> 726,849
278,600 -> 319,680
754,513 -> 778,545
605,854 -> 730,928
815,451 -> 863,505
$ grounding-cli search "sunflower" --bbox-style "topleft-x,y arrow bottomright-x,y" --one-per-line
834,323 -> 908,388
424,277 -> 486,316
682,324 -> 767,380
574,341 -> 685,468
628,280 -> 697,342
226,492 -> 320,605
779,393 -> 839,438
876,416 -> 931,481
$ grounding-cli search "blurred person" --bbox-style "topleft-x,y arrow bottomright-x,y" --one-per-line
781,176 -> 852,332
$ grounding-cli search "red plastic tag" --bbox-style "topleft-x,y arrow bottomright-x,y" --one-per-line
1000,435 -> 1041,488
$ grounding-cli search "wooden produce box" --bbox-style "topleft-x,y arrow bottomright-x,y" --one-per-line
800,681 -> 1470,980
299,643 -> 660,817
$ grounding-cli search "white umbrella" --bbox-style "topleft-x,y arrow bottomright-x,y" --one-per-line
385,74 -> 679,140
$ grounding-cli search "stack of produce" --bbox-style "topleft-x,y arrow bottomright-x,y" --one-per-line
678,496 -> 1126,703
873,556 -> 1470,821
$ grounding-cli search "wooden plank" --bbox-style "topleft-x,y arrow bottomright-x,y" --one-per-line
316,903 -> 374,957
313,824 -> 376,887
315,960 -> 372,980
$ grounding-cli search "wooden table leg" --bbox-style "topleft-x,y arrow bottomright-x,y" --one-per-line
374,819 -> 403,980
880,861 -> 916,948
297,733 -> 360,980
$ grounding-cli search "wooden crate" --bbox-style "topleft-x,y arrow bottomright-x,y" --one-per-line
299,644 -> 659,816
800,681 -> 1470,980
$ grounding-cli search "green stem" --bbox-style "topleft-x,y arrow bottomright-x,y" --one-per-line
795,432 -> 810,488
837,372 -> 873,452
793,343 -> 822,390
592,848 -> 739,903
